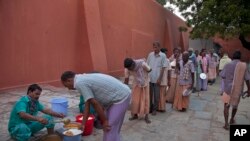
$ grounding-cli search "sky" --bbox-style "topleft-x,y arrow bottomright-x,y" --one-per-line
164,2 -> 186,21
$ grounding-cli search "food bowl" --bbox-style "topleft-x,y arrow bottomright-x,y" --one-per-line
63,122 -> 81,130
63,129 -> 82,141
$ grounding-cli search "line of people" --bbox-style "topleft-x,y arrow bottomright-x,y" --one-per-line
7,41 -> 250,141
123,41 -> 196,125
123,41 -> 250,133
6,41 -> 198,141
190,48 -> 250,131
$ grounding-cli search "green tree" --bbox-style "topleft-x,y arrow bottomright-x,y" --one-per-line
156,0 -> 167,6
169,0 -> 250,50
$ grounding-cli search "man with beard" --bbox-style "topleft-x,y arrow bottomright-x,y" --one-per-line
8,84 -> 64,141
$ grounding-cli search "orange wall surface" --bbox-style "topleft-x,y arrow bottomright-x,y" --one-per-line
98,0 -> 189,76
213,38 -> 250,61
0,0 -> 93,90
0,0 -> 189,90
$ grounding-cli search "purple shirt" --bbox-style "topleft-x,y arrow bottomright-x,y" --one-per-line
220,60 -> 250,94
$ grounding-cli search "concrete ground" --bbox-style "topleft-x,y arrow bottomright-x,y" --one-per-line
0,78 -> 250,141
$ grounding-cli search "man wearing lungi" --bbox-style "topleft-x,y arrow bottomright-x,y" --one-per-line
159,48 -> 171,112
124,58 -> 151,123
220,51 -> 250,130
207,49 -> 219,85
166,47 -> 182,103
61,71 -> 131,141
218,51 -> 231,95
173,52 -> 195,111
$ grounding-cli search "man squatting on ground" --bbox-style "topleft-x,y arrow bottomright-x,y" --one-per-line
8,84 -> 64,141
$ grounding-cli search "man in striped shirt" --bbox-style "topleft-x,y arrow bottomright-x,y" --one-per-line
61,71 -> 131,141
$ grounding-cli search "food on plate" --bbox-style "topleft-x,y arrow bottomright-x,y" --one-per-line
63,129 -> 83,136
63,122 -> 81,129
64,130 -> 74,136
62,118 -> 71,125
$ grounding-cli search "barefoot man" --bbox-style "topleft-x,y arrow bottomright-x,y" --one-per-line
124,58 -> 152,123
220,51 -> 250,130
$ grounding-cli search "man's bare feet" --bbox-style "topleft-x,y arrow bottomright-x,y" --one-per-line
157,110 -> 166,113
144,117 -> 151,124
230,119 -> 235,124
179,108 -> 186,112
223,125 -> 229,130
151,110 -> 157,116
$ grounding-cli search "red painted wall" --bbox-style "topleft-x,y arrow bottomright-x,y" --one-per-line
98,0 -> 189,75
213,38 -> 250,61
0,0 -> 189,90
0,0 -> 93,90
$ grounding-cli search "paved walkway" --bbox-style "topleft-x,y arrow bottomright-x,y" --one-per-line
0,78 -> 249,141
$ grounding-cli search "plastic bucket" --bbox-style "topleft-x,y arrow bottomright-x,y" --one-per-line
75,114 -> 95,136
63,134 -> 81,141
50,97 -> 68,116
